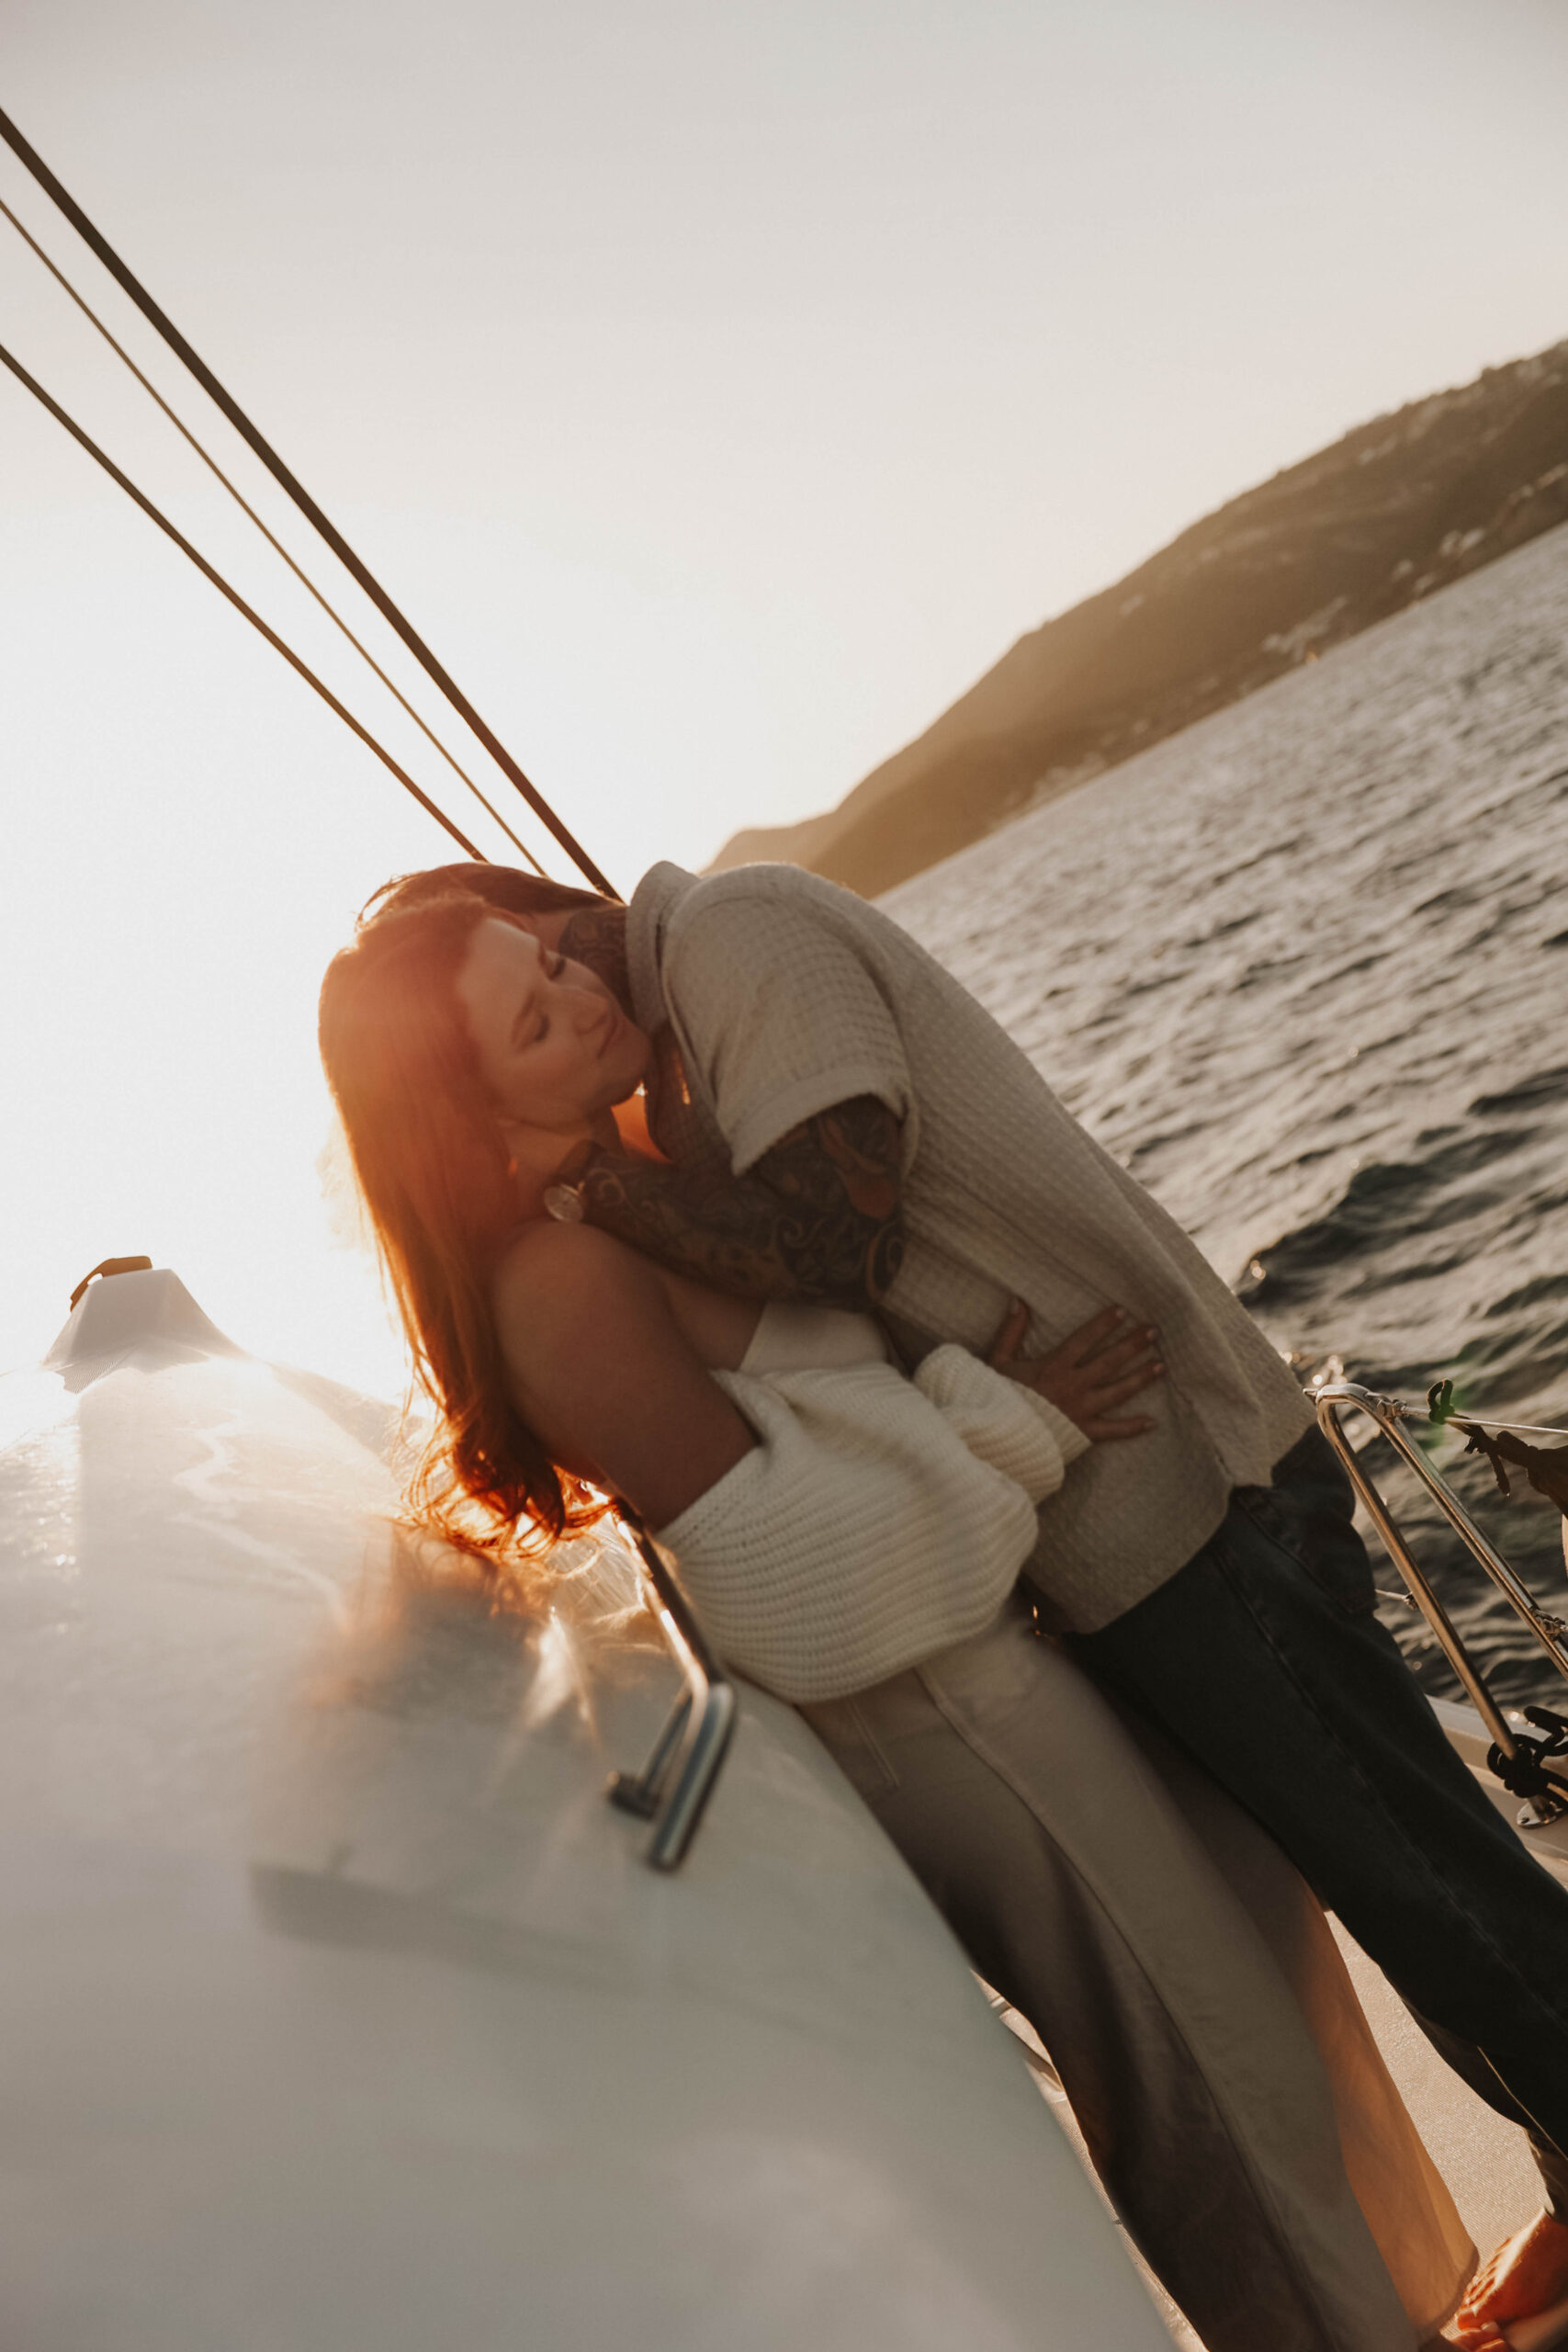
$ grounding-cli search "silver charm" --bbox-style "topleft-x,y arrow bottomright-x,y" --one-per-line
543,1182 -> 586,1224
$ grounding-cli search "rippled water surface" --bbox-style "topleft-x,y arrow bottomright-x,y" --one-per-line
886,523 -> 1568,1705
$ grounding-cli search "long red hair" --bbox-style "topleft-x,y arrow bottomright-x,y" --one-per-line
318,890 -> 612,1561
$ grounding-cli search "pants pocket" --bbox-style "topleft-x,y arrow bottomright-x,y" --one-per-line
1230,1433 -> 1378,1620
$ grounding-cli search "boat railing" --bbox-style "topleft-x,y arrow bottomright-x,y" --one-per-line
605,1517 -> 738,1871
608,1383 -> 1568,1858
1314,1381 -> 1568,1818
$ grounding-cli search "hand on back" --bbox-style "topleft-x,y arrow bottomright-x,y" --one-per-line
989,1302 -> 1164,1443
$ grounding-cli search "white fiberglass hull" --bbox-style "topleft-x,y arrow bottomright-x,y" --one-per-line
0,1269 -> 1168,2350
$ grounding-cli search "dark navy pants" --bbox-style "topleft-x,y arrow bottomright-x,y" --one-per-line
1077,1426 -> 1568,2207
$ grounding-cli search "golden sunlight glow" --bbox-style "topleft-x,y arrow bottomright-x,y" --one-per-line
6,0 -> 1568,1388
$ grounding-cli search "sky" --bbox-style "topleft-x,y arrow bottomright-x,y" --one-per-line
4,0 -> 1568,1387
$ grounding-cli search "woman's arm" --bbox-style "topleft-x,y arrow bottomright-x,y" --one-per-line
491,1221 -> 757,1527
656,1363 -> 1043,1702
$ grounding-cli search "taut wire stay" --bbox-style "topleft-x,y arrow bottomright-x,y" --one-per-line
0,334 -> 484,861
0,190 -> 546,876
0,102 -> 618,899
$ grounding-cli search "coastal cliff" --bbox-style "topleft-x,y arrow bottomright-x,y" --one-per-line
710,340 -> 1568,897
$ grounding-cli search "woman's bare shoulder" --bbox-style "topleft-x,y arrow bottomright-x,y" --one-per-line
489,1217 -> 756,1521
493,1216 -> 646,1290
493,1222 -> 758,1374
491,1220 -> 656,1350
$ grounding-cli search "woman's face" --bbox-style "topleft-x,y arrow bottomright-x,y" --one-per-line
456,916 -> 650,1136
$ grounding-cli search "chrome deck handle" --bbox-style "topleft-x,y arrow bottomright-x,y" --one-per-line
607,1520 -> 737,1871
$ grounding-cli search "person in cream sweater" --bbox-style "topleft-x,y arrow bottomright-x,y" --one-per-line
355,856 -> 1568,2351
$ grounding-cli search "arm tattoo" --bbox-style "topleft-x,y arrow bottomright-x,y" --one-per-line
558,902 -> 632,1012
573,1094 -> 906,1309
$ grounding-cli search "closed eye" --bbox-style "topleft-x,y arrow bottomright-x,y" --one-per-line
508,946 -> 564,1053
526,952 -> 570,1043
511,989 -> 547,1051
505,941 -> 566,1053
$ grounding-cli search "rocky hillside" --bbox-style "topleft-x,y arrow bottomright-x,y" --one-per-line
712,340 -> 1568,897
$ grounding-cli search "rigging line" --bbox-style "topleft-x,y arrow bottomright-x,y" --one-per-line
0,335 -> 482,862
0,191 -> 547,878
1449,1415 -> 1568,1440
1354,1394 -> 1568,1439
0,106 -> 619,901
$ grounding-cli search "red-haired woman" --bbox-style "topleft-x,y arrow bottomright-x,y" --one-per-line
320,888 -> 1475,2352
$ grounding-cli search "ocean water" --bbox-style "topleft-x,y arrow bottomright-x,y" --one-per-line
886,522 -> 1568,1709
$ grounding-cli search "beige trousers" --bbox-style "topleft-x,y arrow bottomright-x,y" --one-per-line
800,1594 -> 1473,2352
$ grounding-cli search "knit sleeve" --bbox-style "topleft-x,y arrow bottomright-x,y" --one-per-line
651,1362 -> 1038,1703
913,1344 -> 1090,1498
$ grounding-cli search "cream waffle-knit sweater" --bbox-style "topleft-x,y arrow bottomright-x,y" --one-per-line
655,1337 -> 1086,1703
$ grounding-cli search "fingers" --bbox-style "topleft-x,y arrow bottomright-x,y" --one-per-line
1082,1413 -> 1157,1442
1063,1306 -> 1162,1369
988,1299 -> 1031,1367
1085,1326 -> 1160,1379
1016,1304 -> 1161,1366
1086,1363 -> 1165,1409
1063,1305 -> 1125,1362
1076,1349 -> 1165,1442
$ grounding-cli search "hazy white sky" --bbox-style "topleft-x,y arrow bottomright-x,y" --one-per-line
4,0 -> 1567,1382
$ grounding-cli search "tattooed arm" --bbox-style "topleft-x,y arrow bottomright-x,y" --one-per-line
549,898 -> 902,1305
565,1095 -> 906,1310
